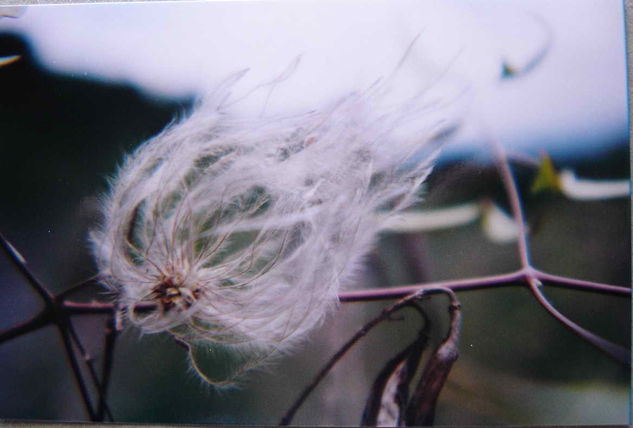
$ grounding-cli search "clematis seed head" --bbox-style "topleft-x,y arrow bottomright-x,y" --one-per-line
90,61 -> 454,385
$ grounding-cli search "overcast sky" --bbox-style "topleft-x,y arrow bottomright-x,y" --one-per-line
0,0 -> 628,157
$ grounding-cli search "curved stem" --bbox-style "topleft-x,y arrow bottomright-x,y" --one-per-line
0,232 -> 54,306
3,270 -> 627,345
339,268 -> 630,303
485,130 -> 630,366
339,271 -> 524,302
56,319 -> 97,421
340,268 -> 630,366
62,301 -> 117,315
0,310 -> 53,344
57,275 -> 100,301
279,287 -> 457,425
97,317 -> 118,422
534,270 -> 630,296
2,266 -> 626,347
63,301 -> 155,315
527,277 -> 630,365
66,316 -> 113,421
488,135 -> 531,268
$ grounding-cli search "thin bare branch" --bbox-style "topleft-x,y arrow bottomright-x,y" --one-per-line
0,232 -> 54,306
534,269 -> 630,296
62,301 -> 154,316
527,277 -> 630,365
56,321 -> 97,421
486,131 -> 630,365
279,287 -> 455,425
0,310 -> 53,344
339,268 -> 630,303
2,268 -> 626,347
57,275 -> 100,301
66,317 -> 114,421
488,136 -> 531,268
97,316 -> 118,422
339,271 -> 524,302
506,151 -> 541,168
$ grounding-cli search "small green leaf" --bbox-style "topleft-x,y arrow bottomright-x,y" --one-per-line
531,152 -> 561,194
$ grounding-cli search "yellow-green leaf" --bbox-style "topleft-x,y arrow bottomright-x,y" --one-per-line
531,152 -> 561,194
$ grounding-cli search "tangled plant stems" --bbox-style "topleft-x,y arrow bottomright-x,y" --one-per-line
279,286 -> 461,425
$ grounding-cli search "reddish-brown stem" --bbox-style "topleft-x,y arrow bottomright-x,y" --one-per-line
62,302 -> 119,315
527,277 -> 630,364
279,287 -> 457,425
488,135 -> 531,268
488,132 -> 630,366
339,271 -> 523,302
339,268 -> 630,303
57,275 -> 100,301
0,233 -> 98,420
63,301 -> 155,315
1,271 -> 628,345
65,316 -> 114,421
0,232 -> 55,306
0,310 -> 52,343
534,270 -> 630,295
506,151 -> 541,168
97,316 -> 118,422
56,319 -> 97,421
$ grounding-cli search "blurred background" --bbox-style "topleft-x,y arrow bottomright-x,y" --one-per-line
0,0 -> 629,425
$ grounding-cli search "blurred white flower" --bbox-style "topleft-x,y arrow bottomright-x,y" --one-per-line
559,170 -> 630,200
381,202 -> 480,232
481,201 -> 521,244
90,62 -> 453,385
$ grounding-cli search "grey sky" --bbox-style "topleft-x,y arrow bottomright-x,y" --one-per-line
0,0 -> 627,155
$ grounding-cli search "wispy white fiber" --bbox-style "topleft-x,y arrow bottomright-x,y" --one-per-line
90,57 -> 455,385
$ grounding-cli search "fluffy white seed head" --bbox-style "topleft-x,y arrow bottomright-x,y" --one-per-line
90,63 -> 453,385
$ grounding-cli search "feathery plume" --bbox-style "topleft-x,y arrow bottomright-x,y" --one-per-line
90,55 -> 454,386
